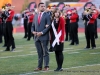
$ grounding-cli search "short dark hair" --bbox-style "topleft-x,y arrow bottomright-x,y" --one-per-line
38,2 -> 44,7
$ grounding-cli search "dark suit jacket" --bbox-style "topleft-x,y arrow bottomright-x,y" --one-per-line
31,12 -> 51,41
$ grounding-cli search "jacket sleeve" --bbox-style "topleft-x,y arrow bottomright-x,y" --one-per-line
31,15 -> 35,33
70,14 -> 78,20
60,17 -> 65,42
98,14 -> 100,19
42,13 -> 51,35
7,10 -> 14,20
88,14 -> 97,20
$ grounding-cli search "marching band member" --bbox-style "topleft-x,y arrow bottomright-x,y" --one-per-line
90,5 -> 99,39
65,6 -> 72,41
50,8 -> 65,71
0,10 -> 2,43
1,5 -> 8,47
22,9 -> 29,38
4,3 -> 16,51
82,7 -> 97,49
67,8 -> 79,45
46,6 -> 52,16
27,9 -> 35,41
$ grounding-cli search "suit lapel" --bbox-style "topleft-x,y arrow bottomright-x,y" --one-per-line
35,14 -> 38,30
36,14 -> 38,25
40,12 -> 46,24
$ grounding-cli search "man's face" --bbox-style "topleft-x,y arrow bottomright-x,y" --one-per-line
38,4 -> 45,12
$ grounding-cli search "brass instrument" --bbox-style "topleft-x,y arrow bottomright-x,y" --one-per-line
83,8 -> 93,15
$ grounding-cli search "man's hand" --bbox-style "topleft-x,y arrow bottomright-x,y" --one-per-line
36,32 -> 43,37
45,25 -> 49,28
32,31 -> 37,36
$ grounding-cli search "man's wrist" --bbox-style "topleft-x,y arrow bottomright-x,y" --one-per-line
41,32 -> 43,35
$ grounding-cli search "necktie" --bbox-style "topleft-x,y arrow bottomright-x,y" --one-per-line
38,13 -> 41,24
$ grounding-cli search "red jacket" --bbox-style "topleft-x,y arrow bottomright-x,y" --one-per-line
57,17 -> 65,42
95,9 -> 99,18
28,14 -> 34,23
7,9 -> 14,22
88,13 -> 97,24
70,13 -> 78,23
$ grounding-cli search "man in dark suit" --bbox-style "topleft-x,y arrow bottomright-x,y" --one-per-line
31,2 -> 51,71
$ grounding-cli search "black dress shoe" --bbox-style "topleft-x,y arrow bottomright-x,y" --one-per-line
27,39 -> 30,41
69,43 -> 74,45
23,36 -> 27,38
84,47 -> 90,49
49,49 -> 53,52
0,42 -> 2,43
75,43 -> 79,46
65,39 -> 68,41
11,48 -> 16,51
4,49 -> 10,51
95,36 -> 98,39
92,47 -> 96,49
54,68 -> 63,71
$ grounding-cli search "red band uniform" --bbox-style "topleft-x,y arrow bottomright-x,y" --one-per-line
67,8 -> 79,45
5,3 -> 16,51
82,10 -> 97,49
27,12 -> 34,41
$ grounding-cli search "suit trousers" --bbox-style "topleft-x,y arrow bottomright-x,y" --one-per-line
35,40 -> 49,68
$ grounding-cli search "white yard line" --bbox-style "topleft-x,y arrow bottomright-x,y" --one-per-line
64,48 -> 73,49
19,64 -> 100,75
90,52 -> 100,55
0,54 -> 36,59
0,47 -> 100,59
30,51 -> 37,53
16,47 -> 24,48
12,50 -> 23,52
68,52 -> 80,54
64,64 -> 100,69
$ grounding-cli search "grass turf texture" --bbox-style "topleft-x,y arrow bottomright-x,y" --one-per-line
0,33 -> 100,75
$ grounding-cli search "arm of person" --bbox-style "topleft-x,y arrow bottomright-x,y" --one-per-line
41,13 -> 51,35
60,17 -> 65,43
31,15 -> 37,36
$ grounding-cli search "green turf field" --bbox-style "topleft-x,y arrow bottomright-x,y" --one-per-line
0,33 -> 100,75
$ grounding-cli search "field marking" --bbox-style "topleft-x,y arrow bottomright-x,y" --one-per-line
0,47 -> 100,59
68,52 -> 80,54
0,54 -> 36,59
12,50 -> 23,52
90,52 -> 100,55
16,47 -> 23,48
29,47 -> 36,49
17,44 -> 34,46
64,48 -> 73,49
30,51 -> 37,53
19,64 -> 100,75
